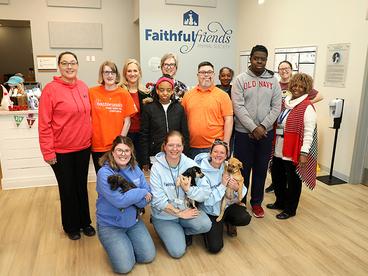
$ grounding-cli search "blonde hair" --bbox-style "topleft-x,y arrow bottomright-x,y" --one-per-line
289,73 -> 313,95
98,61 -> 120,85
120,58 -> 148,93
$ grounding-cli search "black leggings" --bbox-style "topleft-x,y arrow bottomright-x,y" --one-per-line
203,204 -> 251,253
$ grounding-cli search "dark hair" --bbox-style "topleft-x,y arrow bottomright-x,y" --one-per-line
198,61 -> 214,71
278,60 -> 293,70
250,45 -> 268,57
58,51 -> 78,64
219,67 -> 234,77
161,130 -> 185,152
99,135 -> 137,170
98,60 -> 121,85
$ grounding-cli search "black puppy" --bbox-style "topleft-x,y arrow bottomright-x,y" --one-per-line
107,174 -> 145,220
182,166 -> 204,187
180,166 -> 204,208
108,174 -> 136,192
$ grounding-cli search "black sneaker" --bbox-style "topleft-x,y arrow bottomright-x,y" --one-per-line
265,183 -> 274,193
185,235 -> 193,246
82,225 -> 96,237
67,232 -> 81,240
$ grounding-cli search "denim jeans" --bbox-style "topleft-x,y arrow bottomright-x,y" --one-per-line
97,220 -> 156,274
234,130 -> 274,206
151,211 -> 211,258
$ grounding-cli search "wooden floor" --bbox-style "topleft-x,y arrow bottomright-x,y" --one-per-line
1,177 -> 368,276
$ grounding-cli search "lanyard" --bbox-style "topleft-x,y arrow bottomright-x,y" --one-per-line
278,109 -> 291,125
166,157 -> 181,199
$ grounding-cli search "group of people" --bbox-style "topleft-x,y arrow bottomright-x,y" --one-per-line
38,44 -> 320,273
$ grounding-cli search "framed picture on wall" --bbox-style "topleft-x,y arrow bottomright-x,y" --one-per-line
36,55 -> 57,71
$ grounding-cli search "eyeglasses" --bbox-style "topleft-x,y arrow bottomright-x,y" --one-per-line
60,61 -> 78,67
166,143 -> 183,149
103,71 -> 116,76
213,139 -> 228,147
163,63 -> 176,68
198,71 -> 214,76
114,148 -> 131,155
279,67 -> 291,72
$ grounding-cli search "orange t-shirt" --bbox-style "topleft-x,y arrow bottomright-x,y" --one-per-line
182,85 -> 233,148
89,85 -> 137,152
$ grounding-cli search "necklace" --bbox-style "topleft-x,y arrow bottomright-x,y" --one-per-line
166,156 -> 181,200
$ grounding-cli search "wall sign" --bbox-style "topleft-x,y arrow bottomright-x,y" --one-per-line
324,43 -> 350,88
273,46 -> 317,79
140,0 -> 237,86
36,55 -> 57,71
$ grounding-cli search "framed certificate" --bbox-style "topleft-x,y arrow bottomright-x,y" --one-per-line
36,55 -> 58,71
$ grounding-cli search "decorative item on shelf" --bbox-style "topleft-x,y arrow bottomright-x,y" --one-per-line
26,88 -> 40,110
26,113 -> 36,128
13,115 -> 24,127
5,75 -> 28,111
1,84 -> 11,111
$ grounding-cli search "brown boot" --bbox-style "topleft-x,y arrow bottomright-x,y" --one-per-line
226,223 -> 237,237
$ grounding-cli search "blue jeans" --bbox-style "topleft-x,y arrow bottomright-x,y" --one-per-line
234,130 -> 274,206
151,211 -> 211,258
97,220 -> 156,274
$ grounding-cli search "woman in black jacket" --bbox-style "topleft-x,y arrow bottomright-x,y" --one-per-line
140,75 -> 189,171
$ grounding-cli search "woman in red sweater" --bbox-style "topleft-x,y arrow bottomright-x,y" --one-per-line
38,51 -> 95,240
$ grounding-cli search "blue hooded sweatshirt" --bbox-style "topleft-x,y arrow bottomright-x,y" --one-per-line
150,152 -> 211,220
96,163 -> 150,228
194,152 -> 247,216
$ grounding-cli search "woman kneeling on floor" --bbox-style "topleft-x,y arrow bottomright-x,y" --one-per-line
96,135 -> 155,274
195,139 -> 251,253
150,130 -> 212,258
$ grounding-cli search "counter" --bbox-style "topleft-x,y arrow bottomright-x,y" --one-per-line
0,110 -> 96,189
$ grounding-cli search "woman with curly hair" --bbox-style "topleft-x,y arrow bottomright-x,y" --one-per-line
267,73 -> 318,219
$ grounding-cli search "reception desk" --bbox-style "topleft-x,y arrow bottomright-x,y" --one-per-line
0,110 -> 96,190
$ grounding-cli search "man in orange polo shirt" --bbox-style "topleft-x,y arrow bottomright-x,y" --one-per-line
182,61 -> 233,159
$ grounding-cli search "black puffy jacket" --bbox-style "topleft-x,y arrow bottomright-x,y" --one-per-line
140,100 -> 189,165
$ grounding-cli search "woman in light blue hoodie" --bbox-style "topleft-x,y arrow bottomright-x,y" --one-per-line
194,139 -> 251,253
96,136 -> 155,274
150,130 -> 212,258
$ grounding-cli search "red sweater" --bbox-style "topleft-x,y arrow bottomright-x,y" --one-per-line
38,76 -> 92,161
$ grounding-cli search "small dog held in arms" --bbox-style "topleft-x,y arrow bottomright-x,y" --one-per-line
107,174 -> 145,221
216,157 -> 244,222
176,166 -> 204,208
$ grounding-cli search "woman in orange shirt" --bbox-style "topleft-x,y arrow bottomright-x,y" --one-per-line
89,61 -> 137,173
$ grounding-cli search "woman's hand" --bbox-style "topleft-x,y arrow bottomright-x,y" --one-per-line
222,173 -> 230,187
227,177 -> 239,191
178,208 -> 199,219
299,154 -> 308,166
178,175 -> 191,192
144,192 -> 152,202
45,158 -> 57,165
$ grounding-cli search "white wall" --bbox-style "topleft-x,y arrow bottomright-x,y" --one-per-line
0,0 -> 139,87
139,0 -> 237,86
236,0 -> 368,181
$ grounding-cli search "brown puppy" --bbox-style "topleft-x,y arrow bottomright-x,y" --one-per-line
216,157 -> 244,222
